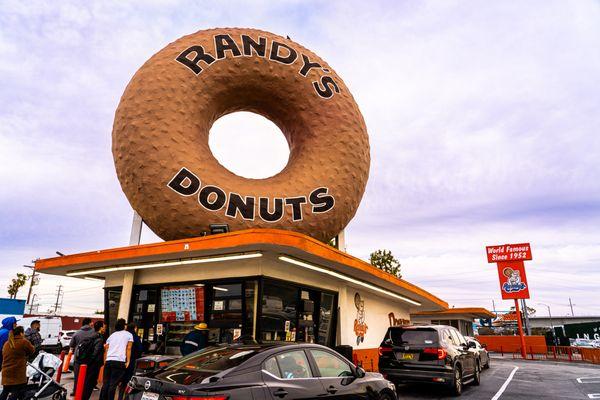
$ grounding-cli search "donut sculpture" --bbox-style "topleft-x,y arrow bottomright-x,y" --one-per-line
112,28 -> 370,242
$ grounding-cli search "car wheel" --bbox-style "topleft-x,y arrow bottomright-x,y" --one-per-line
378,391 -> 396,400
449,365 -> 462,396
472,361 -> 481,386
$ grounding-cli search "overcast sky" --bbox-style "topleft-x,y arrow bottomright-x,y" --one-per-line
1,0 -> 599,317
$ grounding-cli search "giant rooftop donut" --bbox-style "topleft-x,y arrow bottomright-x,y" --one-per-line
112,28 -> 370,242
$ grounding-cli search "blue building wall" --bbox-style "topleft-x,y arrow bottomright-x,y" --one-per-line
0,298 -> 26,316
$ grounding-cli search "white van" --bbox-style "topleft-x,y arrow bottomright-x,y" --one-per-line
18,316 -> 63,353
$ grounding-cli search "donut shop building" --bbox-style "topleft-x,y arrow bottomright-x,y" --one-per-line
34,28 -> 449,366
35,229 -> 447,362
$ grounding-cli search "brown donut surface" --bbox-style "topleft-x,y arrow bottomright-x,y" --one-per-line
112,28 -> 370,242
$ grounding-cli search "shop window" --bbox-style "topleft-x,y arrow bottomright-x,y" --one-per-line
210,283 -> 243,344
261,281 -> 298,341
106,289 -> 122,335
161,285 -> 206,350
309,350 -> 352,377
317,293 -> 334,345
244,280 -> 258,337
276,351 -> 312,379
131,289 -> 158,342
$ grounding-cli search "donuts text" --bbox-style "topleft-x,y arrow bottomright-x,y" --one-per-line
167,167 -> 335,222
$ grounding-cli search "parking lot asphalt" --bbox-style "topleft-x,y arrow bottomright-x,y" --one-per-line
394,357 -> 600,399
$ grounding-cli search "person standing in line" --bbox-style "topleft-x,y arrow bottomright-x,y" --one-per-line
81,321 -> 106,400
117,322 -> 143,400
179,322 -> 209,356
24,320 -> 43,358
0,316 -> 18,370
69,318 -> 96,396
99,319 -> 133,400
0,326 -> 34,400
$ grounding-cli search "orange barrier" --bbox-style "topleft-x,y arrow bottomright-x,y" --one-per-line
353,348 -> 379,372
74,364 -> 87,400
476,335 -> 547,354
580,348 -> 600,364
62,351 -> 72,373
56,351 -> 66,383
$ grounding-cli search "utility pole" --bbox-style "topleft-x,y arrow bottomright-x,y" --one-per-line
521,299 -> 531,335
53,285 -> 64,314
569,298 -> 575,316
28,294 -> 38,314
492,299 -> 497,317
23,265 -> 38,306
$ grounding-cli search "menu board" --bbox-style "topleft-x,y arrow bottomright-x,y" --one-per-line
161,286 -> 205,322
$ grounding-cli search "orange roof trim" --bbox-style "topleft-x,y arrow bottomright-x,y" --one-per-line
412,307 -> 495,318
35,228 -> 448,309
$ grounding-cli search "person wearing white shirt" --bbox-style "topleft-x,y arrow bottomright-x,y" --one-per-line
100,319 -> 133,400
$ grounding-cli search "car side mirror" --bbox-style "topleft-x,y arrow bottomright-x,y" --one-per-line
481,343 -> 487,349
355,366 -> 366,378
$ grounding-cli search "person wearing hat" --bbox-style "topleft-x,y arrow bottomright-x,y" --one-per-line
180,322 -> 209,356
0,316 -> 18,371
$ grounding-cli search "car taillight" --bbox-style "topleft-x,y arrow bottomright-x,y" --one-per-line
170,396 -> 228,400
424,347 -> 447,360
378,345 -> 393,356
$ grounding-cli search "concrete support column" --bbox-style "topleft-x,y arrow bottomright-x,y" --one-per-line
117,270 -> 135,320
116,211 -> 143,321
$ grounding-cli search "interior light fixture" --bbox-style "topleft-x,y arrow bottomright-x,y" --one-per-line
278,255 -> 422,306
213,286 -> 229,292
66,252 -> 262,277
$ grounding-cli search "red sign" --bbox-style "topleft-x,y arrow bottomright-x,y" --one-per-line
496,261 -> 530,299
486,243 -> 532,263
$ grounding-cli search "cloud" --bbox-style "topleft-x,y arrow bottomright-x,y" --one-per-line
1,0 -> 599,316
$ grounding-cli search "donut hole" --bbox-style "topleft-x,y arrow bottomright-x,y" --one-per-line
209,111 -> 290,179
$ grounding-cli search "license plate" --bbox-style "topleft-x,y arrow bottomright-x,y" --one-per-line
398,353 -> 414,360
141,392 -> 159,400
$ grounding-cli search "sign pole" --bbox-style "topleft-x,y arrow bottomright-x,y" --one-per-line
514,299 -> 527,359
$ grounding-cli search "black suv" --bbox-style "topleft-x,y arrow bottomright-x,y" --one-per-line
378,325 -> 480,396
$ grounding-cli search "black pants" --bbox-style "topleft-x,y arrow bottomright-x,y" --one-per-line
99,361 -> 126,400
82,363 -> 101,400
117,367 -> 135,400
0,384 -> 27,400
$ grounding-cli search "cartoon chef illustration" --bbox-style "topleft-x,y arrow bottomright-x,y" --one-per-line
502,267 -> 527,292
353,293 -> 368,346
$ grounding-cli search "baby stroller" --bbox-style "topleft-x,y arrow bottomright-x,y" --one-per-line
23,352 -> 67,400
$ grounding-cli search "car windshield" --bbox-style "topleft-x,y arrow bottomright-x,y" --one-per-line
153,346 -> 259,384
389,328 -> 438,346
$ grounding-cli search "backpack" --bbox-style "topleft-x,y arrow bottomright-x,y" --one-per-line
74,336 -> 96,363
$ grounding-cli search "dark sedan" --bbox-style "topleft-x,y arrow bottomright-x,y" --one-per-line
126,342 -> 396,400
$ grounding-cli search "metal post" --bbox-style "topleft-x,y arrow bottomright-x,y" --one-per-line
569,298 -> 575,316
522,299 -> 531,335
129,211 -> 143,246
514,299 -> 527,359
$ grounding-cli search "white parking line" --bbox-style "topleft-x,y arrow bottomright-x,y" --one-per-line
587,394 -> 600,399
491,366 -> 519,400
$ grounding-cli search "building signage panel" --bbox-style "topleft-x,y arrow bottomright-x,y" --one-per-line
496,261 -> 530,300
486,243 -> 532,263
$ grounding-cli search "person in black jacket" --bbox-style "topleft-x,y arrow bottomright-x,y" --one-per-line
82,321 -> 105,400
180,323 -> 209,356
